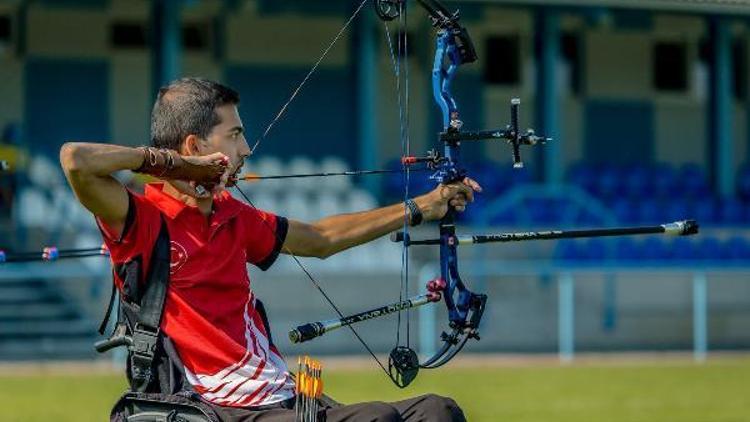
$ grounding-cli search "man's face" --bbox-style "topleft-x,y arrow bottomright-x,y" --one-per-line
201,104 -> 251,181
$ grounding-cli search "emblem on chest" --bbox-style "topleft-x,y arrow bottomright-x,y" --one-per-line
169,241 -> 189,274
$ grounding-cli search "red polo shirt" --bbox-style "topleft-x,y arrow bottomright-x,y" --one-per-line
99,183 -> 295,407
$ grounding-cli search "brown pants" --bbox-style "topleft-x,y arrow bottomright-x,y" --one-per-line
212,394 -> 466,422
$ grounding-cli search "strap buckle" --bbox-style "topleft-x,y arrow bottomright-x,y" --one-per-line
129,324 -> 160,385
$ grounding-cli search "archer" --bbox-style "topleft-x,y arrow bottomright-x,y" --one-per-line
60,77 -> 478,421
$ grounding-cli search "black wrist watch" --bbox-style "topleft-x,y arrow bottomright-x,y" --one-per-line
405,199 -> 423,226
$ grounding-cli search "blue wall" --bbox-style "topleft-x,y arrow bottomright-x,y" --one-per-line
24,58 -> 110,157
585,100 -> 654,164
225,65 -> 356,162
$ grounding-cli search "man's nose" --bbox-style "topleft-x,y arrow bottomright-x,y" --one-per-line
239,135 -> 251,158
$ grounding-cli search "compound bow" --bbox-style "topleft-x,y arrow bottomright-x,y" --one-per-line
231,0 -> 698,389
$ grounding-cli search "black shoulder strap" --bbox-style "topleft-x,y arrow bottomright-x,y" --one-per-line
128,216 -> 171,392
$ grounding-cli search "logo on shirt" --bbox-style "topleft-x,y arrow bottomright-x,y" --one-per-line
170,241 -> 188,274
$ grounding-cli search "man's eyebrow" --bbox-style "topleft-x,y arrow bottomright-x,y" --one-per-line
228,126 -> 244,134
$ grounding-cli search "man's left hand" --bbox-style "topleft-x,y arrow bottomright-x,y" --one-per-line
419,177 -> 483,221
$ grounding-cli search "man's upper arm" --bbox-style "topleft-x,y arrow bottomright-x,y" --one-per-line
282,219 -> 329,258
241,207 -> 290,270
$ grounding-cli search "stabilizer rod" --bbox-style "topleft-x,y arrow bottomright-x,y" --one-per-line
289,293 -> 440,344
392,220 -> 699,246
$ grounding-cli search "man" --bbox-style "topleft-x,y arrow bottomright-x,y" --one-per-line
61,78 -> 479,421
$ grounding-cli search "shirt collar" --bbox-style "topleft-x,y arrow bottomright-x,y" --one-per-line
144,183 -> 243,223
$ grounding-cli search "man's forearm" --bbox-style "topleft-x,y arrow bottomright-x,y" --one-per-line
311,196 -> 430,258
60,142 -> 144,177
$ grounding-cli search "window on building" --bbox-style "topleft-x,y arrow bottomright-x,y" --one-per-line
484,35 -> 520,85
182,22 -> 211,51
733,39 -> 747,100
0,15 -> 11,41
110,22 -> 147,49
561,32 -> 582,95
653,41 -> 688,92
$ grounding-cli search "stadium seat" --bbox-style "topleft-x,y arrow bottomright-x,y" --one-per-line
15,188 -> 50,228
279,193 -> 314,221
640,237 -> 669,260
736,164 -> 750,200
287,156 -> 318,191
314,192 -> 344,221
615,237 -> 638,260
251,156 -> 285,192
555,240 -> 582,261
697,237 -> 723,261
594,166 -> 622,200
342,190 -> 378,213
612,199 -> 639,224
665,199 -> 689,223
27,155 -> 65,190
652,163 -> 677,198
319,156 -> 352,192
677,163 -> 710,198
691,198 -> 718,225
717,198 -> 745,225
723,237 -> 750,260
637,199 -> 662,224
670,238 -> 697,260
566,162 -> 598,195
623,163 -> 652,198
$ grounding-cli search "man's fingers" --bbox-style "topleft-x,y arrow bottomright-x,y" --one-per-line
453,183 -> 475,202
205,152 -> 230,165
213,166 -> 232,193
172,180 -> 211,199
463,177 -> 483,193
449,198 -> 468,209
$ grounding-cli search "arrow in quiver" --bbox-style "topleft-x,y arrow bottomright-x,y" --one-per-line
295,356 -> 324,422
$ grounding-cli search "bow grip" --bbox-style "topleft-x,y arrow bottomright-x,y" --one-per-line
288,322 -> 325,344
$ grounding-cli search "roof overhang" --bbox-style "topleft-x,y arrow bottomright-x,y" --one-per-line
469,0 -> 750,15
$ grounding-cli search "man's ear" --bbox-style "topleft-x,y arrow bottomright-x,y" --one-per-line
182,134 -> 202,156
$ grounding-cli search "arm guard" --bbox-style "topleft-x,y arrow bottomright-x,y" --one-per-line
134,147 -> 227,186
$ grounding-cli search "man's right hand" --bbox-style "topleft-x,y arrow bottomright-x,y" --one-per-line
170,153 -> 233,199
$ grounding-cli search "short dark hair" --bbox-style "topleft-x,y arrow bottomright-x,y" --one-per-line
150,77 -> 240,150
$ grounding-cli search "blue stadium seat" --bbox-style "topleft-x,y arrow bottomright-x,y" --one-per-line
665,199 -> 689,223
653,163 -> 677,198
612,199 -> 639,224
637,199 -> 662,223
677,163 -> 710,198
696,237 -> 723,260
717,198 -> 744,225
615,237 -> 639,260
567,163 -> 598,195
689,199 -> 717,225
581,239 -> 608,260
671,238 -> 697,260
723,237 -> 750,261
595,166 -> 623,199
555,241 -> 582,261
737,164 -> 750,200
470,161 -> 506,195
623,163 -> 652,198
641,237 -> 669,260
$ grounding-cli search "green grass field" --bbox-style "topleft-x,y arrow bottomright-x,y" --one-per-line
0,356 -> 747,421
